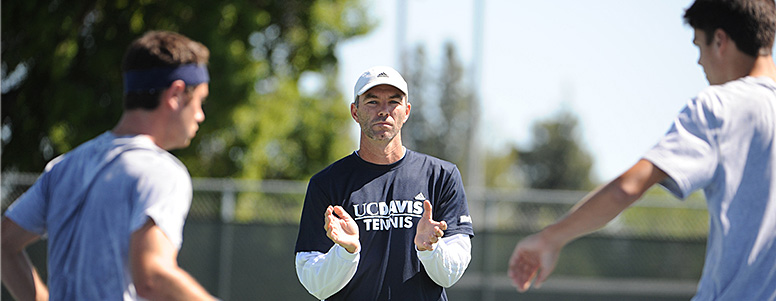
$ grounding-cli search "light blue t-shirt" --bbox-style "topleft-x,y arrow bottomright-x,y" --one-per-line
644,76 -> 776,300
5,132 -> 193,300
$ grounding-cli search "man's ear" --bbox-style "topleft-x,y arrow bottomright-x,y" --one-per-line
403,100 -> 411,123
161,80 -> 186,110
713,28 -> 730,53
351,102 -> 360,123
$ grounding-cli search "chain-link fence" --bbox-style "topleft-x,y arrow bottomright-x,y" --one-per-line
2,172 -> 708,300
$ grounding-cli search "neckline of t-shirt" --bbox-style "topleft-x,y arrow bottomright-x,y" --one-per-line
104,131 -> 160,151
352,148 -> 410,170
742,75 -> 776,88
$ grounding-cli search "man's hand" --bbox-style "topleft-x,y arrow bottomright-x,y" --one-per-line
325,206 -> 360,253
414,200 -> 447,251
507,232 -> 561,292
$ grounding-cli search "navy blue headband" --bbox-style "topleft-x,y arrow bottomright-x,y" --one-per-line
123,64 -> 209,94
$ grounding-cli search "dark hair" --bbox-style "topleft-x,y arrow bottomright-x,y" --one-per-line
121,31 -> 210,110
684,0 -> 776,57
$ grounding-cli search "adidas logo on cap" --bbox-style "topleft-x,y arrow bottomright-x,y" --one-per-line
353,66 -> 408,99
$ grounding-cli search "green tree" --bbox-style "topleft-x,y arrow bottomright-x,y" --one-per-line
2,0 -> 372,180
402,42 -> 477,176
484,148 -> 521,188
517,110 -> 595,190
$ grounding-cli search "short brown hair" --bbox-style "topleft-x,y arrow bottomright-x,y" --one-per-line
684,0 -> 776,57
121,31 -> 210,110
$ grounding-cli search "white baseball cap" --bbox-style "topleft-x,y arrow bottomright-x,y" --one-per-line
353,66 -> 408,101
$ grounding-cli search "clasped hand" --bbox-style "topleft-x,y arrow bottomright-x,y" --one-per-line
324,201 -> 447,253
324,205 -> 360,253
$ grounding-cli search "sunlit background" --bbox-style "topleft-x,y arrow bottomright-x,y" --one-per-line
4,0 -> 762,300
337,0 -> 707,183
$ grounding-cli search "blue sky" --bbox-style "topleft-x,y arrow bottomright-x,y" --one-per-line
335,0 -> 735,182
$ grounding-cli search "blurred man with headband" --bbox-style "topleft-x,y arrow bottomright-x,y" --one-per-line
2,30 -> 218,300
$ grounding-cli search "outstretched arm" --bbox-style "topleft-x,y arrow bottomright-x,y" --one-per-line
130,219 -> 216,300
1,218 -> 48,301
296,205 -> 360,300
508,159 -> 667,292
415,200 -> 472,287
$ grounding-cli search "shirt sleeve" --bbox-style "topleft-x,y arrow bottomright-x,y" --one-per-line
129,154 -> 192,249
434,166 -> 475,237
416,233 -> 472,288
4,171 -> 51,235
295,243 -> 361,300
643,96 -> 720,199
295,179 -> 337,252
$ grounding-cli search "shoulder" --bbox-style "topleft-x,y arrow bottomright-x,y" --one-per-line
406,150 -> 459,171
122,148 -> 184,170
696,77 -> 775,105
121,152 -> 189,185
688,77 -> 776,122
310,152 -> 358,182
43,133 -> 108,171
103,135 -> 190,183
403,150 -> 462,181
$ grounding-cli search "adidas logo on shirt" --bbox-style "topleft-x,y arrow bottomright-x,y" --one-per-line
460,215 -> 472,224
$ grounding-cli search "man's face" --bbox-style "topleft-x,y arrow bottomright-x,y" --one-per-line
169,83 -> 208,149
694,29 -> 723,85
351,85 -> 410,142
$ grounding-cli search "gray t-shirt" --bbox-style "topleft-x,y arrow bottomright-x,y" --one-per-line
644,76 -> 776,300
5,132 -> 192,300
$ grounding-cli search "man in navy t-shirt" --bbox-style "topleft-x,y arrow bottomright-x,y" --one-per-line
295,66 -> 475,300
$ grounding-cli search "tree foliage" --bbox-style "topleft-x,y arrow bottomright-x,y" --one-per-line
485,148 -> 521,188
2,0 -> 372,180
517,110 -> 595,190
401,42 -> 477,177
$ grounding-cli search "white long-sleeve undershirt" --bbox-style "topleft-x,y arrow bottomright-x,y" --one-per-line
295,233 -> 472,300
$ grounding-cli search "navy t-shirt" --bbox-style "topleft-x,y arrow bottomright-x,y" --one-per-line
295,149 -> 475,301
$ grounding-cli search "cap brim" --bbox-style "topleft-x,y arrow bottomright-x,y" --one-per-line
356,81 -> 407,97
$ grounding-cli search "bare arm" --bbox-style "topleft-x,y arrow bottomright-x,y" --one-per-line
509,159 -> 667,291
130,219 -> 216,301
1,218 -> 49,301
